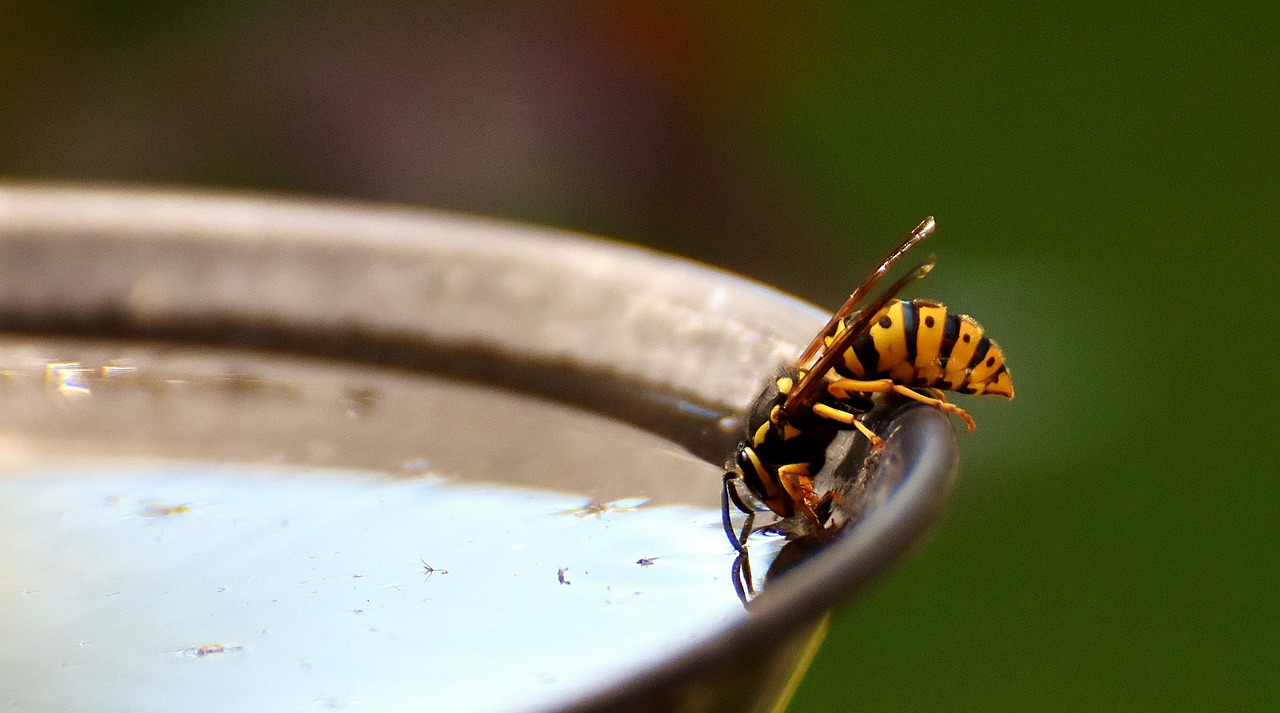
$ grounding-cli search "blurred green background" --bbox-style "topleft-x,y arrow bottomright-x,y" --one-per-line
2,1 -> 1275,709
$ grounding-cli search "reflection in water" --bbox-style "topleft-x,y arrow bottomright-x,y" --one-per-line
729,520 -> 826,606
0,466 -> 785,713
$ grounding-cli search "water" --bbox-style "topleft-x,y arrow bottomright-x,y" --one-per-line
0,467 -> 783,712
0,339 -> 785,712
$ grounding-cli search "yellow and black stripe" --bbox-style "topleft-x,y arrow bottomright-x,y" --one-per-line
833,298 -> 1013,398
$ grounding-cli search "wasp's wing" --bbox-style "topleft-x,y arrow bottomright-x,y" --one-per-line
783,257 -> 935,416
795,216 -> 936,366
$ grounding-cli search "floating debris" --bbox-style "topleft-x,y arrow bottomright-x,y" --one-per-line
560,498 -> 649,519
141,501 -> 192,517
421,560 -> 449,580
173,643 -> 243,658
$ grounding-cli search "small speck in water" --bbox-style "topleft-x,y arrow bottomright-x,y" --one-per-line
561,497 -> 649,519
557,567 -> 570,585
172,644 -> 243,658
141,501 -> 192,517
420,560 -> 448,580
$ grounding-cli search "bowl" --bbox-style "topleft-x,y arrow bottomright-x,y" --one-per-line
0,185 -> 957,713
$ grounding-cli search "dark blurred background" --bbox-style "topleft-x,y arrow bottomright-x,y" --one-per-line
2,1 -> 1275,709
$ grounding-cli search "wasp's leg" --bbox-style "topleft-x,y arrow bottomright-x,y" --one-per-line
828,378 -> 976,430
722,472 -> 757,554
810,401 -> 885,451
813,488 -> 840,527
892,384 -> 975,430
776,464 -> 832,536
731,549 -> 756,606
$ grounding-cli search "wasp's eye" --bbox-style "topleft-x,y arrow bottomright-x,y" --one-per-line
736,448 -> 767,497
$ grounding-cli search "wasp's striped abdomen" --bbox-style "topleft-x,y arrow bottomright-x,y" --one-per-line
830,298 -> 1014,398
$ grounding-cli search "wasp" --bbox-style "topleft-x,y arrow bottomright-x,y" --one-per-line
722,217 -> 1013,553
